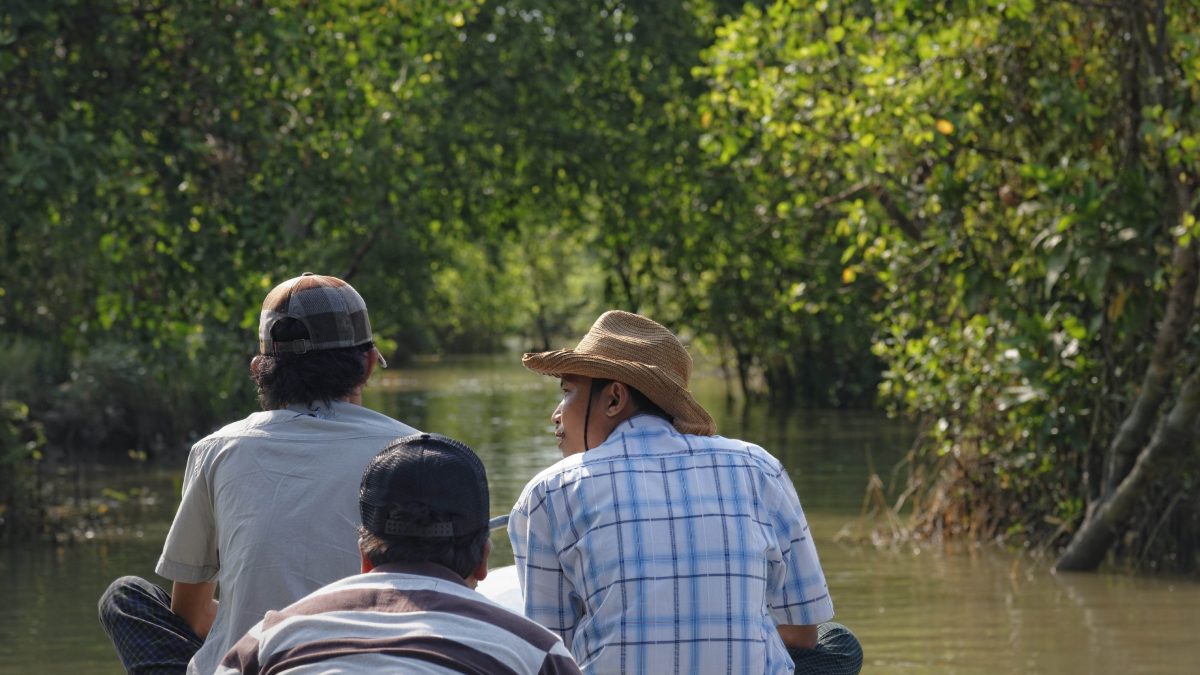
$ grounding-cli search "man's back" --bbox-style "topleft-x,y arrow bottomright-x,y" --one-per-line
510,414 -> 834,674
158,400 -> 417,674
218,563 -> 579,674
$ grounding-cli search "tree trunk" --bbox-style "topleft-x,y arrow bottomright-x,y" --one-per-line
1056,366 -> 1200,571
1055,0 -> 1200,571
1100,242 -> 1199,497
1055,238 -> 1197,571
610,241 -> 640,313
340,222 -> 384,283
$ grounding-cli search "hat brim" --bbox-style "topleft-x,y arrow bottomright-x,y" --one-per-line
523,349 -> 717,436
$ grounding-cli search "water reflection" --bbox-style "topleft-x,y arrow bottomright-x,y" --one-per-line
3,356 -> 1199,673
822,536 -> 1200,673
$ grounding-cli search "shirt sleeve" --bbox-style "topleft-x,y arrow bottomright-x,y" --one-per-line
765,466 -> 835,626
156,438 -> 221,583
509,482 -> 582,649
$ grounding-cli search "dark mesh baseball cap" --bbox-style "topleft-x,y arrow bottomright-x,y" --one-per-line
359,433 -> 490,539
259,272 -> 373,356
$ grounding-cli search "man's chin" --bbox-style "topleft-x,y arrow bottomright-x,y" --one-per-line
558,438 -> 584,457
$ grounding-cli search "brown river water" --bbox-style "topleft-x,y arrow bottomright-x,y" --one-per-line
2,356 -> 1197,673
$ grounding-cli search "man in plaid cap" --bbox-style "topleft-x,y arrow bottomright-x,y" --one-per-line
218,433 -> 581,675
99,273 -> 419,675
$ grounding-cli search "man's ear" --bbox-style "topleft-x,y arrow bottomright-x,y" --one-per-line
468,538 -> 492,588
606,381 -> 635,417
364,347 -> 378,380
249,355 -> 265,376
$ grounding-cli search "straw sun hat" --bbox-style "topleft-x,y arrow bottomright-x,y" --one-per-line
522,310 -> 717,436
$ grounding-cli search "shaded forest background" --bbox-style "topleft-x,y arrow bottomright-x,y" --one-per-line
3,0 -> 1199,574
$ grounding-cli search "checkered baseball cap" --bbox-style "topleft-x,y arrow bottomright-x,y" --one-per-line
359,433 -> 490,539
259,272 -> 373,356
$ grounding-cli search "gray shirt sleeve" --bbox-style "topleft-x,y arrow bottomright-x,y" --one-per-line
156,438 -> 220,583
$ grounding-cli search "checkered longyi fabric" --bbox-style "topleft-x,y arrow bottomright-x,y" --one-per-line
510,414 -> 859,674
789,623 -> 864,675
98,576 -> 202,675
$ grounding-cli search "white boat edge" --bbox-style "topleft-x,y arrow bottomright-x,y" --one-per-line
476,564 -> 524,614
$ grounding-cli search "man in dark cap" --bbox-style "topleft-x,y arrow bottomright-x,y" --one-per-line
99,273 -> 419,675
218,433 -> 581,675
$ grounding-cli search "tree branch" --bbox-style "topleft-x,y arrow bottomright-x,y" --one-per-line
1100,241 -> 1198,496
869,184 -> 924,241
340,223 -> 385,283
1057,364 -> 1200,571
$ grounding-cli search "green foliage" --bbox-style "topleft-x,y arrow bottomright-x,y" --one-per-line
697,0 -> 1200,564
7,0 -> 1197,566
2,1 -> 453,354
3,0 -> 875,405
1,400 -> 44,465
0,399 -> 45,542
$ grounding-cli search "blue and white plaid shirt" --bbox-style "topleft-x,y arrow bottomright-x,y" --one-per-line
509,414 -> 834,674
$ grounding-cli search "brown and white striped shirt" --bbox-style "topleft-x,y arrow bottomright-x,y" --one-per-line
217,562 -> 580,675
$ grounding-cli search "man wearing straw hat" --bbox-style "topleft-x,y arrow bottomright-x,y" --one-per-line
509,310 -> 862,674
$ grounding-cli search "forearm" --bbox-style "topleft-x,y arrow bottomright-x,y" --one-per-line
171,581 -> 219,639
777,624 -> 818,650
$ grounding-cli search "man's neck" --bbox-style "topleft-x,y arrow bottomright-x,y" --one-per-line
367,561 -> 470,586
280,396 -> 359,413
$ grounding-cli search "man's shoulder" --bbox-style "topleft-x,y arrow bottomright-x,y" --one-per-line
302,571 -> 566,641
604,424 -> 786,474
328,402 -> 418,436
515,452 -> 588,504
233,571 -> 576,673
196,403 -> 415,442
707,433 -> 784,465
517,433 -> 783,490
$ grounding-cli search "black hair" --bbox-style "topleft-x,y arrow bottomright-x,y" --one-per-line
589,377 -> 672,421
251,317 -> 372,410
358,502 -> 489,578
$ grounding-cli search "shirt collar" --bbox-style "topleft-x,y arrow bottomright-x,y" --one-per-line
611,412 -> 675,435
283,399 -> 353,419
369,561 -> 470,586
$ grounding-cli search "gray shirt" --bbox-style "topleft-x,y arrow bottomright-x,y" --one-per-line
156,400 -> 418,675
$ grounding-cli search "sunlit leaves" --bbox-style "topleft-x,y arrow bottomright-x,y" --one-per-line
695,0 -> 1200,547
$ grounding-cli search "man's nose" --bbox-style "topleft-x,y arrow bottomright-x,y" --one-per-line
552,401 -> 564,423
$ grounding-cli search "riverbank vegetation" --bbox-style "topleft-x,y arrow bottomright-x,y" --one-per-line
3,1 -> 1198,573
